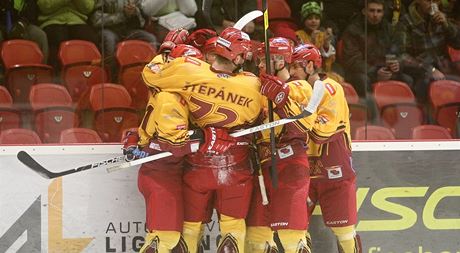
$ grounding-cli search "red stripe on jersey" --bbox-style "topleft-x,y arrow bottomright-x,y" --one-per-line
292,81 -> 302,87
325,83 -> 336,95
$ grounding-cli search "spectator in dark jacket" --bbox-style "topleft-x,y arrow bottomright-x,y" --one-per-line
396,0 -> 460,102
342,0 -> 412,97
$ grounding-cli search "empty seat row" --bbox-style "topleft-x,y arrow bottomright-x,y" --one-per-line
343,80 -> 460,139
0,128 -> 103,144
0,83 -> 140,143
1,39 -> 156,109
353,125 -> 453,140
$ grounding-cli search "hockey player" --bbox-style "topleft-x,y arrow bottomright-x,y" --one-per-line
122,35 -> 203,252
289,43 -> 362,253
245,37 -> 314,253
142,27 -> 264,253
123,90 -> 196,253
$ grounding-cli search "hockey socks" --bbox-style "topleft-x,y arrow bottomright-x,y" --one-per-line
277,229 -> 311,253
245,226 -> 278,253
139,230 -> 181,253
218,214 -> 246,252
331,226 -> 361,253
183,221 -> 202,253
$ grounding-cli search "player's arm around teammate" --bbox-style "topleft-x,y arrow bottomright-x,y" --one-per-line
142,27 -> 265,253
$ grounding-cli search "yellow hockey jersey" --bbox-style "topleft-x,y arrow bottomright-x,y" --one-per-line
307,77 -> 351,157
259,79 -> 317,144
142,57 -> 264,129
138,92 -> 190,148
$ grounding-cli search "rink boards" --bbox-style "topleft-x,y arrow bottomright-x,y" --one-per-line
0,141 -> 459,253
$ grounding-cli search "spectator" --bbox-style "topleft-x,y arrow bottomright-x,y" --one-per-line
91,0 -> 157,80
37,0 -> 99,69
341,0 -> 412,97
288,0 -> 360,36
396,0 -> 460,102
141,0 -> 197,43
1,0 -> 49,62
296,1 -> 338,73
195,0 -> 257,34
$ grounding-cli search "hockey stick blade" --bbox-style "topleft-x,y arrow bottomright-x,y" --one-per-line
17,151 -> 125,179
107,110 -> 312,173
233,10 -> 263,30
17,151 -> 55,179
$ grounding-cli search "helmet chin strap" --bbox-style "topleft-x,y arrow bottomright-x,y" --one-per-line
231,56 -> 245,73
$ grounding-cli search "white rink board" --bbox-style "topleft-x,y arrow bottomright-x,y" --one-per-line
1,141 -> 459,252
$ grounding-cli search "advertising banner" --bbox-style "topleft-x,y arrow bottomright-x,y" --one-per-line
0,142 -> 459,253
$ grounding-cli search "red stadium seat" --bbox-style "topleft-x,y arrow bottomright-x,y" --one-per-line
341,82 -> 359,104
336,39 -> 344,64
116,40 -> 156,110
0,128 -> 42,144
448,46 -> 460,62
412,125 -> 452,140
354,125 -> 395,140
0,86 -> 21,131
59,128 -> 102,143
429,80 -> 460,138
90,83 -> 140,142
373,80 -> 424,139
59,40 -> 109,106
29,84 -> 79,143
341,82 -> 369,139
1,40 -> 53,104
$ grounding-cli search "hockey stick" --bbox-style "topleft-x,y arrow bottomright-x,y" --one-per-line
106,112 -> 308,173
16,112 -> 308,179
233,10 -> 263,30
17,151 -> 125,179
261,0 -> 279,189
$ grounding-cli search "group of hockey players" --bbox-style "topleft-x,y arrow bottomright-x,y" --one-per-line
122,25 -> 361,253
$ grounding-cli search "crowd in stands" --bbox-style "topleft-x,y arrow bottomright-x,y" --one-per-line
1,0 -> 460,143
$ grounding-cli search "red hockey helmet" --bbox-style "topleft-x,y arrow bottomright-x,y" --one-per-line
292,43 -> 322,69
169,44 -> 204,60
186,29 -> 218,49
202,37 -> 218,54
159,28 -> 190,53
256,37 -> 293,63
215,27 -> 252,61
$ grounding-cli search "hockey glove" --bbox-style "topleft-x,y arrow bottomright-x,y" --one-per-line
122,131 -> 148,161
186,29 -> 217,48
199,127 -> 236,155
260,73 -> 290,107
158,41 -> 176,54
